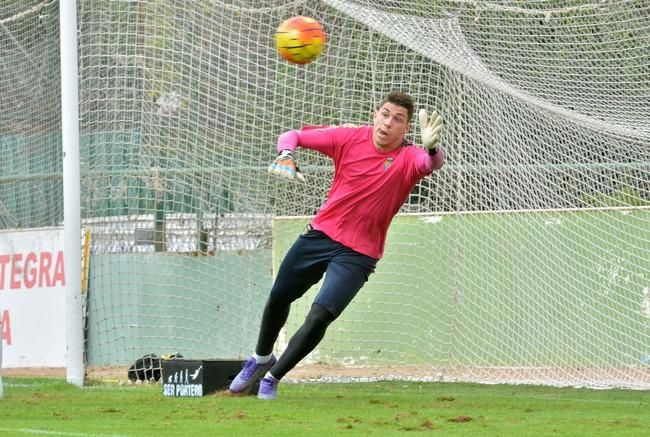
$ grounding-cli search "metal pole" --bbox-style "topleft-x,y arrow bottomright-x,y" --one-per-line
60,0 -> 84,387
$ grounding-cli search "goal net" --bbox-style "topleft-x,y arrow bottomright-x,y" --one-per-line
1,0 -> 648,389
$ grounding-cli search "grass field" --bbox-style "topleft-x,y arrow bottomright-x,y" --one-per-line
1,377 -> 649,436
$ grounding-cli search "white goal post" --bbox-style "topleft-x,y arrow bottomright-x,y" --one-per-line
60,0 -> 84,387
1,0 -> 648,389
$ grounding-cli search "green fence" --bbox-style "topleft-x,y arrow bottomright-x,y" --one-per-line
273,210 -> 650,368
0,132 -> 237,229
86,250 -> 272,365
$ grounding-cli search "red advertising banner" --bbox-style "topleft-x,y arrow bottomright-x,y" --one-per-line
0,227 -> 66,367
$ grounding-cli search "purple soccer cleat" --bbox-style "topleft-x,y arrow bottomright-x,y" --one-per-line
229,355 -> 277,394
257,376 -> 279,400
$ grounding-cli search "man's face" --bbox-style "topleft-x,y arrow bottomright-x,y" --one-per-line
372,102 -> 410,151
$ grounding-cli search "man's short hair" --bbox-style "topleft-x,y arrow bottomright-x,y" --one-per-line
380,91 -> 414,122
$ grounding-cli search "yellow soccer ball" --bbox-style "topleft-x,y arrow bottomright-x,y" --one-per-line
275,16 -> 326,65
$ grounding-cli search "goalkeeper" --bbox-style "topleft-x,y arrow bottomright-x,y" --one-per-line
230,91 -> 445,400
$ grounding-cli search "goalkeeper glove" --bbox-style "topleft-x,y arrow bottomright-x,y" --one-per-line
418,109 -> 443,153
268,150 -> 305,183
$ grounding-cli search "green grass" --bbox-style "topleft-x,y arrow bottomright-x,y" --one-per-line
1,378 -> 649,436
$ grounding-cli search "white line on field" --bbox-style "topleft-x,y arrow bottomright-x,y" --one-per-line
0,428 -> 129,437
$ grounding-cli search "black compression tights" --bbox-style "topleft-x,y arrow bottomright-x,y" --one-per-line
255,299 -> 335,380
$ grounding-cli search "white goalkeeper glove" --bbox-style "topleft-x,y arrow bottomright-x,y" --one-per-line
418,109 -> 443,152
268,150 -> 306,183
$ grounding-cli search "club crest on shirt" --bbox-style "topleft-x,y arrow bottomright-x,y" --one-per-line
383,157 -> 394,170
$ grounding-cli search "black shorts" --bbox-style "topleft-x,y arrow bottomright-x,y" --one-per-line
269,226 -> 378,318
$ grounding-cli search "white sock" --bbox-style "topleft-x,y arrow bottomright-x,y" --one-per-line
264,371 -> 278,381
253,353 -> 273,364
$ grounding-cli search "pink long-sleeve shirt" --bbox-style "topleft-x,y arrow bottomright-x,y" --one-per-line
277,124 -> 444,259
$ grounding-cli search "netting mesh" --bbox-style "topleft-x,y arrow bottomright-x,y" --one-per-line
0,1 -> 62,228
1,0 -> 648,388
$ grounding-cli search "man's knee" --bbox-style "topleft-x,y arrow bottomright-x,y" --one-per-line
305,303 -> 335,329
265,295 -> 291,312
